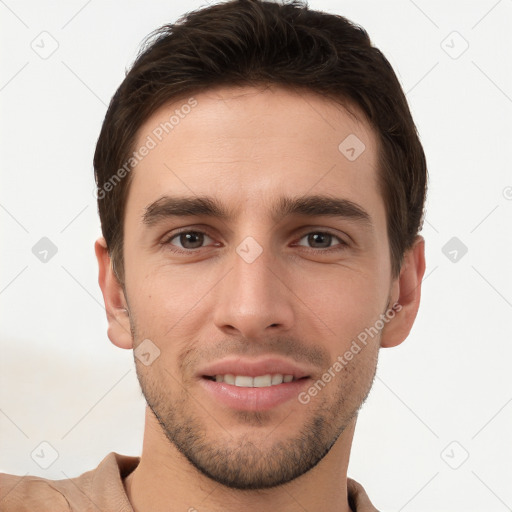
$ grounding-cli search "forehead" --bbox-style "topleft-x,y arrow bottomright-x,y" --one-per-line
126,84 -> 384,226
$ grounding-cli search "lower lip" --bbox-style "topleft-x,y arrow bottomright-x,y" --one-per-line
199,378 -> 310,411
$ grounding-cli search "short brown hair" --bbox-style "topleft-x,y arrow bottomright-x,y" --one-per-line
94,0 -> 427,284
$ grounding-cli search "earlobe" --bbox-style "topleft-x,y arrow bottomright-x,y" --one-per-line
94,236 -> 133,350
380,236 -> 426,348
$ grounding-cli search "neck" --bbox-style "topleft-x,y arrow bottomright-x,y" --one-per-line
124,407 -> 356,512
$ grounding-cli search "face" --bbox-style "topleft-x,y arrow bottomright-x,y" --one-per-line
121,85 -> 397,489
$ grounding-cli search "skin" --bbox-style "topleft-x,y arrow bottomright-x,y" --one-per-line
95,84 -> 425,512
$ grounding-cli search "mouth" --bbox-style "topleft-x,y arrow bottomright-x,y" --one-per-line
197,357 -> 313,411
203,373 -> 306,387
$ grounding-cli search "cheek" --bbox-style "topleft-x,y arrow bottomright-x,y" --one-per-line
127,266 -> 210,353
293,268 -> 387,346
130,263 -> 204,317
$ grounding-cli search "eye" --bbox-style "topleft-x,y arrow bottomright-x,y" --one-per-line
295,231 -> 347,251
161,228 -> 348,255
163,230 -> 215,253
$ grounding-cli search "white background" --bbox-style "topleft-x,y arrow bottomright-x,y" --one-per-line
1,1 -> 511,510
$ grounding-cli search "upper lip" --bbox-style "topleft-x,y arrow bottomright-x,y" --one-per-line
198,357 -> 314,379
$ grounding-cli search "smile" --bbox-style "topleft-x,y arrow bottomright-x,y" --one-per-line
207,374 -> 296,387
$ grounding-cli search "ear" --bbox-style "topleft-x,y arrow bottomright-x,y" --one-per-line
380,235 -> 426,348
94,236 -> 133,349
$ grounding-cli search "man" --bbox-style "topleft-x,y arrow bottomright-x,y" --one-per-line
0,0 -> 426,510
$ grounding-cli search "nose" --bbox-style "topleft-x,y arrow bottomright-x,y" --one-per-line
212,238 -> 296,341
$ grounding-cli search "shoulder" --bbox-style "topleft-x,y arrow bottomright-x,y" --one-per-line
0,452 -> 139,512
0,472 -> 71,512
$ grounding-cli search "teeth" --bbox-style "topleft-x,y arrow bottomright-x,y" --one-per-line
253,374 -> 272,387
235,375 -> 253,387
271,374 -> 283,385
212,374 -> 295,387
223,374 -> 235,385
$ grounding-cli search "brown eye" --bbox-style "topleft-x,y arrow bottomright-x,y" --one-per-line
296,231 -> 345,250
165,231 -> 214,251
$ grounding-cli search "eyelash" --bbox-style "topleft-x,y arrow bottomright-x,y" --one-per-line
160,228 -> 348,255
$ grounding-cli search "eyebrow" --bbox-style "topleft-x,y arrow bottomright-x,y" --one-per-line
142,194 -> 372,228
